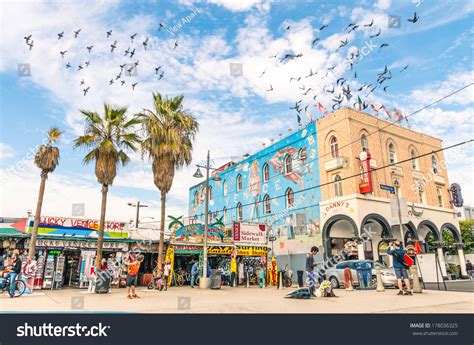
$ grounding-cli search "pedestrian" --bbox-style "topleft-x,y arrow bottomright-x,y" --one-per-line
466,260 -> 473,279
259,265 -> 265,288
238,259 -> 244,285
163,261 -> 171,291
126,254 -> 143,299
4,253 -> 22,298
387,241 -> 412,295
191,260 -> 199,288
306,246 -> 318,296
230,256 -> 237,287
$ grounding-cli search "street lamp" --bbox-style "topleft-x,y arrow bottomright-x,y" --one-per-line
192,150 -> 221,289
127,201 -> 149,229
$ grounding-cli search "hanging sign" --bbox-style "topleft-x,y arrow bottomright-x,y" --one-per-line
359,151 -> 373,194
449,183 -> 463,207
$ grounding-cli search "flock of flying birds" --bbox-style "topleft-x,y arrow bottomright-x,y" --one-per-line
23,23 -> 173,96
262,12 -> 420,117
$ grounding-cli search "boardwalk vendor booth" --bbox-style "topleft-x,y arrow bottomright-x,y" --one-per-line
167,222 -> 269,286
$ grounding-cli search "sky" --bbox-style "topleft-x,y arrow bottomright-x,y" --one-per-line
0,0 -> 473,227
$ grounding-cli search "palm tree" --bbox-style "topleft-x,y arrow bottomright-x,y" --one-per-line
74,103 -> 140,270
28,127 -> 63,260
139,93 -> 198,272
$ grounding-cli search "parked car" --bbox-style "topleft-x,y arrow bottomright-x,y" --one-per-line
325,260 -> 398,289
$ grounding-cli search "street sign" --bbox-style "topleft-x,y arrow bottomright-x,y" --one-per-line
380,184 -> 395,194
269,236 -> 277,242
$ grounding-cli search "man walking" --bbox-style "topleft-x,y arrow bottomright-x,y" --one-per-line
125,254 -> 143,299
191,260 -> 199,288
466,260 -> 473,279
306,246 -> 319,296
387,241 -> 412,295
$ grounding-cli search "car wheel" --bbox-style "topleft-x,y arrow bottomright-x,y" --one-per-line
329,276 -> 339,289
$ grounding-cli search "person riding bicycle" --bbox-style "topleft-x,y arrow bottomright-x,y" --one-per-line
3,253 -> 22,298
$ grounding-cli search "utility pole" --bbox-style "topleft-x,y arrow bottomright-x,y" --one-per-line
202,151 -> 210,287
127,201 -> 149,228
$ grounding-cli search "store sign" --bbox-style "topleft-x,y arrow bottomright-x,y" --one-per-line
208,246 -> 234,255
235,246 -> 268,257
29,239 -> 129,251
173,245 -> 202,254
449,183 -> 463,207
232,222 -> 266,245
359,151 -> 373,194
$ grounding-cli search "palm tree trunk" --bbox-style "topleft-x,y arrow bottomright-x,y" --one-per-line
95,185 -> 108,270
157,190 -> 166,275
28,171 -> 47,260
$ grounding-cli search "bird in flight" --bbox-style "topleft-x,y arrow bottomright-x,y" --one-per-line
83,87 -> 90,96
383,86 -> 390,92
266,84 -> 273,92
129,48 -> 136,58
319,24 -> 328,30
24,34 -> 32,42
379,43 -> 389,51
364,19 -> 374,27
85,61 -> 90,67
124,47 -> 130,56
27,41 -> 34,50
305,69 -> 316,78
65,62 -> 71,69
134,60 -> 139,66
57,31 -> 64,40
110,40 -> 117,52
400,64 -> 409,72
115,73 -> 122,80
311,37 -> 320,48
407,12 -> 419,23
345,23 -> 356,31
337,38 -> 348,50
369,28 -> 381,38
127,66 -> 134,76
74,29 -> 81,38
143,37 -> 149,50
77,64 -> 83,71
290,76 -> 301,82
80,79 -> 85,86
120,80 -> 126,86
130,33 -> 137,43
60,50 -> 67,58
131,82 -> 138,90
158,71 -> 164,80
155,66 -> 161,74
109,79 -> 114,85
86,45 -> 94,53
159,22 -> 165,31
173,41 -> 178,50
285,25 -> 290,30
120,64 -> 126,72
106,30 -> 112,38
327,65 -> 336,71
258,70 -> 266,78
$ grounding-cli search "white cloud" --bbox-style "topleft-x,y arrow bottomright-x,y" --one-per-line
0,143 -> 15,159
374,0 -> 391,10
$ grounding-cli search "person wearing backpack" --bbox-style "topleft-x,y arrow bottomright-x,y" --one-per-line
387,241 -> 412,295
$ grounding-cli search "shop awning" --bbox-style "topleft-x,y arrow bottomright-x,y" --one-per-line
0,227 -> 28,238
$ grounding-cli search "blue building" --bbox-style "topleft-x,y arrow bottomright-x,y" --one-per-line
188,122 -> 322,272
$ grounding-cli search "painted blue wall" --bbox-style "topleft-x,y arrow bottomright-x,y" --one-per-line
188,122 -> 322,256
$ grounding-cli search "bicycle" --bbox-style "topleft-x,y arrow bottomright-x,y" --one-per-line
280,264 -> 293,288
0,274 -> 26,297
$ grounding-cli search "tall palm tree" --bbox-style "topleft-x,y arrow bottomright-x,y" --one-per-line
74,103 -> 140,270
28,127 -> 63,260
139,93 -> 198,272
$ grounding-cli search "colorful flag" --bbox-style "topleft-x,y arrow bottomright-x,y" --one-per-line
297,114 -> 302,125
370,104 -> 379,115
393,108 -> 404,122
380,105 -> 391,119
357,96 -> 363,111
317,102 -> 329,116
414,240 -> 423,254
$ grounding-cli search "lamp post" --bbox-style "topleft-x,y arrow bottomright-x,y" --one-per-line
193,150 -> 221,289
127,201 -> 149,229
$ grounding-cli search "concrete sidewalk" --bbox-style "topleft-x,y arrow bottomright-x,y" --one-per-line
0,286 -> 473,313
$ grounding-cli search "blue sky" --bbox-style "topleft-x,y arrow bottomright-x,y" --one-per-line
0,0 -> 472,225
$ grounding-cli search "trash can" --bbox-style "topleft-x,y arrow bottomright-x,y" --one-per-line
210,269 -> 221,290
297,270 -> 304,288
95,273 -> 111,294
355,262 -> 372,290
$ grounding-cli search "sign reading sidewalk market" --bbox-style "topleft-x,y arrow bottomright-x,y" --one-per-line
172,223 -> 231,244
27,216 -> 128,238
232,222 -> 267,245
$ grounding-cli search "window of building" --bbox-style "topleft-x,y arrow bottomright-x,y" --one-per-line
286,188 -> 294,208
223,180 -> 227,196
263,163 -> 270,182
237,203 -> 243,221
237,174 -> 242,190
285,155 -> 292,174
411,150 -> 419,170
361,134 -> 369,152
388,142 -> 397,164
208,186 -> 213,201
334,175 -> 343,197
437,188 -> 443,207
432,155 -> 438,174
330,136 -> 339,158
264,194 -> 271,215
299,148 -> 307,164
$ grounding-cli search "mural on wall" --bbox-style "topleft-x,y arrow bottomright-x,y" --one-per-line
171,223 -> 231,244
188,123 -> 322,256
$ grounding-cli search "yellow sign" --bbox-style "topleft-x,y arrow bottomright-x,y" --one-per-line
164,246 -> 174,287
206,245 -> 268,256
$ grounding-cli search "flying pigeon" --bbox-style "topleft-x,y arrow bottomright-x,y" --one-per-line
74,29 -> 81,38
131,82 -> 137,90
319,24 -> 328,30
86,45 -> 94,53
57,31 -> 64,40
83,87 -> 90,96
364,19 -> 374,27
369,28 -> 381,38
106,30 -> 112,38
130,33 -> 137,43
266,84 -> 273,91
110,40 -> 117,52
60,50 -> 67,58
407,12 -> 419,23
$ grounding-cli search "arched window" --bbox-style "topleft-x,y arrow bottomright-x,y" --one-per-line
263,194 -> 271,215
388,142 -> 397,164
208,186 -> 213,200
360,134 -> 369,152
263,163 -> 270,182
432,155 -> 438,174
285,155 -> 292,174
223,180 -> 227,196
223,207 -> 227,223
299,148 -> 307,164
330,136 -> 339,158
334,175 -> 343,197
411,149 -> 419,170
437,188 -> 443,207
286,188 -> 294,208
237,202 -> 243,221
237,174 -> 242,190
194,191 -> 198,207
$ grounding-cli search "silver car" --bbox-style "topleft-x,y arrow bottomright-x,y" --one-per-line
324,260 -> 398,289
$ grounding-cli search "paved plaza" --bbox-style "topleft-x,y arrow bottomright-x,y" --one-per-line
1,286 -> 472,314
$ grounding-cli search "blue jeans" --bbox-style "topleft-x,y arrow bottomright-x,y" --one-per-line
5,272 -> 17,296
307,271 -> 315,294
191,273 -> 198,287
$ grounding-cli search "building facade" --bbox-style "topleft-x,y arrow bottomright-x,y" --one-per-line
188,122 -> 322,271
317,108 -> 468,278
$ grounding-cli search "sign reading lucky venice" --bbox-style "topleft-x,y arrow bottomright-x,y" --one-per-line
30,216 -> 126,231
